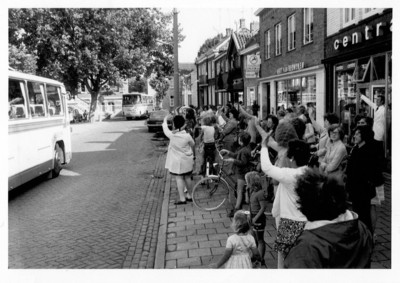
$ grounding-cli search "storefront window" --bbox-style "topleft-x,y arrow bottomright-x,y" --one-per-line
372,55 -> 386,81
336,66 -> 356,135
276,75 -> 316,113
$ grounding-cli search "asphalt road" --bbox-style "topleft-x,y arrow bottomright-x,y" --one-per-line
8,117 -> 167,269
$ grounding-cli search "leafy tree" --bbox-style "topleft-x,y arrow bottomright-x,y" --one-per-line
9,8 -> 183,116
128,76 -> 148,93
8,44 -> 37,74
149,75 -> 170,107
197,33 -> 223,57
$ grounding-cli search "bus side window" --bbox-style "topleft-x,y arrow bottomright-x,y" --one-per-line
45,85 -> 63,116
27,81 -> 46,118
9,79 -> 27,120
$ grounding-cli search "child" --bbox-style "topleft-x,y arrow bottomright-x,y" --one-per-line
245,171 -> 267,267
197,116 -> 216,176
209,210 -> 261,269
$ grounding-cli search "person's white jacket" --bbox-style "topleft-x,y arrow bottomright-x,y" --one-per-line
163,117 -> 195,174
360,94 -> 385,141
261,147 -> 307,221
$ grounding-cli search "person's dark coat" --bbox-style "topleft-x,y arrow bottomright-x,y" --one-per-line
345,141 -> 383,201
284,213 -> 372,268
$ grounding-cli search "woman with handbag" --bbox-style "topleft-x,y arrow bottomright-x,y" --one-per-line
345,125 -> 382,235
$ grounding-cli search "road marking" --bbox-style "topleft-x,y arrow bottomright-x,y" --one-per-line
60,169 -> 82,176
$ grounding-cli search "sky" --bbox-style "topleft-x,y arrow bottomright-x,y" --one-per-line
163,7 -> 259,63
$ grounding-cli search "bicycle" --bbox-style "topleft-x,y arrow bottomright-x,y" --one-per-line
192,140 -> 261,211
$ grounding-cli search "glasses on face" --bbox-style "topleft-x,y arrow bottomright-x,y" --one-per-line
330,131 -> 339,135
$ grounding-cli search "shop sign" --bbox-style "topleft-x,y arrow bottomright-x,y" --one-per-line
245,72 -> 258,78
335,61 -> 356,72
246,54 -> 261,72
334,20 -> 392,50
277,62 -> 305,74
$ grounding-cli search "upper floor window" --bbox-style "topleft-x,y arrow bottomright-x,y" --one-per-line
363,8 -> 382,20
265,30 -> 271,59
288,14 -> 296,51
211,61 -> 215,78
208,61 -> 212,77
225,59 -> 229,72
304,8 -> 313,44
343,8 -> 356,27
275,23 -> 282,56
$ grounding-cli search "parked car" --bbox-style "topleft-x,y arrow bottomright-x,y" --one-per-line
68,106 -> 83,123
146,110 -> 172,132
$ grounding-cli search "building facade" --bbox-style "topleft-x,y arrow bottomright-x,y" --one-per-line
239,22 -> 260,108
256,8 -> 327,122
323,8 -> 392,169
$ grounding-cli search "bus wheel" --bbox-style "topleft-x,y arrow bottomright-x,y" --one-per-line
51,144 -> 63,178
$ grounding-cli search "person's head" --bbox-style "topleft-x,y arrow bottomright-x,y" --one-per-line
286,139 -> 310,167
210,115 -> 217,125
358,116 -> 373,128
289,117 -> 306,140
275,121 -> 299,148
245,172 -> 263,192
231,210 -> 251,234
306,102 -> 315,108
277,109 -> 286,120
354,114 -> 364,126
239,132 -> 251,146
377,95 -> 385,106
239,101 -> 243,105
172,115 -> 185,130
201,116 -> 212,126
253,100 -> 256,105
229,108 -> 239,120
328,124 -> 345,142
323,113 -> 340,129
266,114 -> 279,131
297,105 -> 306,115
295,168 -> 347,221
202,105 -> 208,111
353,125 -> 374,145
185,108 -> 195,120
286,108 -> 294,113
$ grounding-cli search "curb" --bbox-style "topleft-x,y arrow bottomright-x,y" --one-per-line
154,156 -> 171,269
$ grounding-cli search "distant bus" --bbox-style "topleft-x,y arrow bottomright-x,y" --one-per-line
8,69 -> 72,191
122,93 -> 155,120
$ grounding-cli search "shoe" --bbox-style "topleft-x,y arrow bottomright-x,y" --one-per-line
174,200 -> 187,205
185,197 -> 193,202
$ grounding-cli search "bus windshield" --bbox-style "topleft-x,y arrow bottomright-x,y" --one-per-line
122,95 -> 141,105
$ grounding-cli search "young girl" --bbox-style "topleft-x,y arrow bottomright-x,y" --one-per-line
209,210 -> 261,269
245,171 -> 267,267
197,116 -> 216,176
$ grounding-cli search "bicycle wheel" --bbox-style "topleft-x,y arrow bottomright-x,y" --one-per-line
192,176 -> 230,211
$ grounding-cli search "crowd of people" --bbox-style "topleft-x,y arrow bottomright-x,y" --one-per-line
162,99 -> 385,269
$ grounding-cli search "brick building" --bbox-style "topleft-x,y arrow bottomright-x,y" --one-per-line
255,8 -> 327,123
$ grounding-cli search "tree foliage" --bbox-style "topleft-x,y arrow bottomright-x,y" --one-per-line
149,75 -> 170,107
197,33 -> 223,57
9,8 -> 183,114
128,77 -> 148,93
8,44 -> 37,74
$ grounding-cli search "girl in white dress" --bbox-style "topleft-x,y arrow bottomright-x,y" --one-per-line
209,211 -> 261,269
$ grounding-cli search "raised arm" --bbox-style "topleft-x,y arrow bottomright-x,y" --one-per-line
360,94 -> 377,109
239,104 -> 253,119
261,146 -> 287,183
162,115 -> 173,138
310,113 -> 323,134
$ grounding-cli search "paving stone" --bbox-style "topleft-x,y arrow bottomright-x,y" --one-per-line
205,223 -> 224,229
177,257 -> 202,268
177,242 -> 199,251
187,235 -> 209,242
165,260 -> 177,269
199,241 -> 221,249
167,237 -> 188,245
189,248 -> 212,257
165,250 -> 188,260
196,229 -> 217,235
176,229 -> 197,237
210,247 -> 225,256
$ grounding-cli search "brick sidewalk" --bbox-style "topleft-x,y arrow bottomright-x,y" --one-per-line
155,150 -> 391,269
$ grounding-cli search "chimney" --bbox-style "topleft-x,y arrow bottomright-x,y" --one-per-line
250,21 -> 260,33
240,19 -> 245,29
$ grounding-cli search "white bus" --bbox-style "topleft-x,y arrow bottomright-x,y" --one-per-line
8,69 -> 72,191
122,93 -> 155,120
